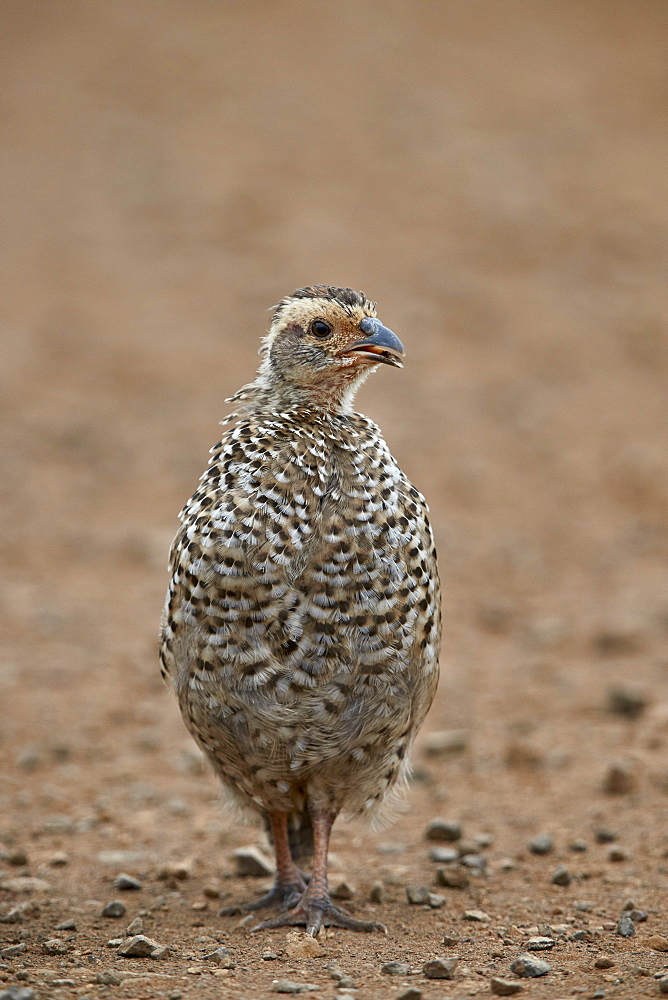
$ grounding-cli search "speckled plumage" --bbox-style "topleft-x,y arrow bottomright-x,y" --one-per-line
160,286 -> 440,933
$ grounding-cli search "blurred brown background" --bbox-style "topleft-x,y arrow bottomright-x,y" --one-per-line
1,1 -> 668,992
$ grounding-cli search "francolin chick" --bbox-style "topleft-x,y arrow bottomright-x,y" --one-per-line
160,286 -> 441,935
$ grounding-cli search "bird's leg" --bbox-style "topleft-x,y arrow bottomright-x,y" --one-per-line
219,810 -> 307,916
251,806 -> 386,935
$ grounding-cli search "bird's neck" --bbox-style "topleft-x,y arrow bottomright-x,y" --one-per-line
235,364 -> 371,416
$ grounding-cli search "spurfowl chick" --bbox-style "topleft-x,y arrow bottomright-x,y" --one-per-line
160,285 -> 441,935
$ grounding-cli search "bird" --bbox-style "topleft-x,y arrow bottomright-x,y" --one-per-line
160,285 -> 441,935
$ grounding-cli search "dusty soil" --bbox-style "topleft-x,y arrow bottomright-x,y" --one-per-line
1,2 -> 668,998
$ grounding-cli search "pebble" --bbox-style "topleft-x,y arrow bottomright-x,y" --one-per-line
594,956 -> 614,969
659,977 -> 668,994
630,909 -> 648,922
114,872 -> 142,890
331,880 -> 356,900
617,915 -> 635,937
158,859 -> 192,881
0,944 -> 27,958
102,900 -> 126,918
394,989 -> 423,1000
263,950 -> 278,960
527,937 -> 554,951
510,954 -> 551,978
551,865 -> 571,886
436,865 -> 469,889
463,909 -> 490,922
233,846 -> 274,877
5,848 -> 29,866
118,934 -> 163,957
96,971 -> 123,986
603,761 -> 637,795
422,730 -> 468,757
424,819 -> 462,842
423,956 -> 458,979
490,978 -> 523,996
645,935 -> 668,952
48,851 -> 69,866
428,846 -> 459,863
460,853 -> 487,871
270,980 -> 319,993
528,834 -> 553,855
0,877 -> 50,892
569,839 -> 588,852
607,684 -> 649,718
606,845 -> 628,862
0,908 -> 23,924
0,990 -> 36,1000
126,916 -> 144,934
594,828 -> 617,843
405,886 -> 430,905
381,962 -> 411,976
55,918 -> 76,930
203,946 -> 235,967
285,931 -> 326,958
369,882 -> 385,903
43,938 -> 69,954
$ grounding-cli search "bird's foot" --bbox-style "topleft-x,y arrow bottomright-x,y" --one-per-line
250,894 -> 387,936
219,878 -> 306,917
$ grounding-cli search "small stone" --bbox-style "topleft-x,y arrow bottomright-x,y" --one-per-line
204,946 -> 235,967
118,934 -> 162,957
102,900 -> 126,918
606,845 -> 628,862
285,930 -> 326,958
395,989 -> 423,1000
233,846 -> 274,877
0,877 -> 50,892
381,962 -> 411,976
406,886 -> 431,905
607,684 -> 649,718
594,828 -> 617,843
591,990 -> 606,999
331,880 -> 355,900
0,943 -> 27,958
603,761 -> 637,795
6,848 -> 29,866
528,834 -> 553,855
428,892 -> 445,908
114,872 -> 143,890
594,956 -> 614,969
158,859 -> 192,881
369,882 -> 385,903
423,956 -> 458,979
0,908 -> 23,924
617,915 -> 635,937
569,839 -> 588,852
263,950 -> 278,960
96,971 -> 123,986
442,934 -> 459,946
436,865 -> 469,889
645,934 -> 668,952
490,978 -> 523,996
126,916 -> 144,934
630,909 -> 647,922
43,938 -> 69,954
428,846 -> 459,863
463,909 -> 490,922
150,944 -> 170,959
270,980 -> 319,993
0,989 -> 36,1000
527,937 -> 554,951
424,819 -> 462,842
55,918 -> 76,930
659,977 -> 668,995
423,730 -> 468,757
49,851 -> 69,866
551,865 -> 571,886
510,954 -> 551,978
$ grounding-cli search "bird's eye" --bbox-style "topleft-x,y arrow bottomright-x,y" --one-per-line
311,320 -> 332,339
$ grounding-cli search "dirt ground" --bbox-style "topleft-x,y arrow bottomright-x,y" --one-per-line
2,2 -> 668,998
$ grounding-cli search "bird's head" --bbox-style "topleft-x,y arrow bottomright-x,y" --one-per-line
257,285 -> 405,410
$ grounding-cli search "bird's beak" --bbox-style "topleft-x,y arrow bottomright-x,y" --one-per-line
340,317 -> 405,368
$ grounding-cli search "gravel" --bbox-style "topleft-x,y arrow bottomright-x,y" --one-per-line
428,846 -> 459,863
114,872 -> 143,890
435,865 -> 469,889
528,833 -> 553,855
102,900 -> 127,918
510,954 -> 551,978
551,865 -> 571,886
422,956 -> 458,979
490,978 -> 523,996
424,819 -> 462,842
617,915 -> 635,937
118,934 -> 164,957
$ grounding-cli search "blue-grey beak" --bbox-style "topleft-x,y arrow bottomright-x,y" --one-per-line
341,317 -> 405,368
